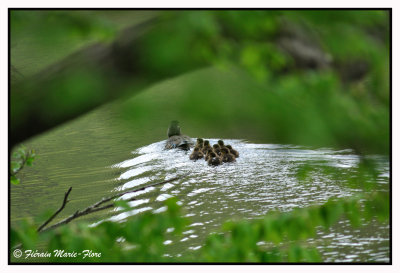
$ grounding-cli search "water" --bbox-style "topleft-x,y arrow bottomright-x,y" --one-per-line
10,107 -> 390,263
106,139 -> 389,262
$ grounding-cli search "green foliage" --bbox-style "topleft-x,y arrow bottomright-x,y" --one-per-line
134,10 -> 388,94
10,145 -> 35,185
115,10 -> 389,154
295,157 -> 386,192
11,157 -> 389,263
10,176 -> 20,185
364,191 -> 390,223
134,11 -> 285,78
10,10 -> 117,42
11,218 -> 38,250
10,10 -> 389,154
11,198 -> 189,263
12,192 -> 387,263
10,10 -> 121,77
120,65 -> 388,154
198,188 -> 387,263
10,10 -> 390,263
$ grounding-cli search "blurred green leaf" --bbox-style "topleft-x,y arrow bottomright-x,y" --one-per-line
10,175 -> 20,185
113,200 -> 131,211
11,162 -> 21,173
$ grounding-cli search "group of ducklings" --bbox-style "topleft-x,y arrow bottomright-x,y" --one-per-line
189,138 -> 239,166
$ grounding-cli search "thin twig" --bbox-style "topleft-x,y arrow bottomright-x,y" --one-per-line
92,174 -> 186,208
37,187 -> 72,232
40,174 -> 187,232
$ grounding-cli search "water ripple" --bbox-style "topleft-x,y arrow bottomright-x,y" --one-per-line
108,139 -> 389,262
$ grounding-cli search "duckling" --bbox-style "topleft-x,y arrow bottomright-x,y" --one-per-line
221,147 -> 236,163
195,138 -> 204,149
217,140 -> 226,149
189,147 -> 204,161
226,144 -> 239,158
204,149 -> 211,161
212,144 -> 221,156
207,152 -> 222,166
165,121 -> 194,150
202,140 -> 212,154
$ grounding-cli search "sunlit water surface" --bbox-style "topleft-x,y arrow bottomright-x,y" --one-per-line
104,139 -> 389,262
10,67 -> 390,263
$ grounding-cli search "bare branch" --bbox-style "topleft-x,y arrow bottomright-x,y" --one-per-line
40,174 -> 187,232
37,187 -> 72,232
92,174 -> 185,208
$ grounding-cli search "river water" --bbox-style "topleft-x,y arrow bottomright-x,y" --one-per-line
106,139 -> 390,262
10,106 -> 390,263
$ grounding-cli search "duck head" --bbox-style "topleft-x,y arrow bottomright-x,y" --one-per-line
196,138 -> 204,147
167,120 -> 181,137
226,145 -> 239,157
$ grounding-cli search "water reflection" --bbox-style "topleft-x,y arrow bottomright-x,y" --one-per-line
108,139 -> 389,262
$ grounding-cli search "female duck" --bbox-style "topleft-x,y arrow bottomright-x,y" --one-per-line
165,120 -> 194,150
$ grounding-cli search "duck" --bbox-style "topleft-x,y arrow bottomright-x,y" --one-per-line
202,140 -> 212,154
226,144 -> 239,158
195,138 -> 204,149
190,147 -> 204,161
204,148 -> 214,161
207,152 -> 222,166
221,147 -> 236,163
212,144 -> 221,156
165,120 -> 194,150
218,140 -> 226,149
